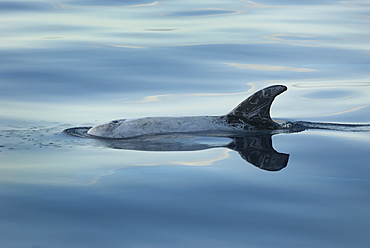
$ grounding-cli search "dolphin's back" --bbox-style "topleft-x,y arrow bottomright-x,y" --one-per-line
88,116 -> 235,139
87,85 -> 287,138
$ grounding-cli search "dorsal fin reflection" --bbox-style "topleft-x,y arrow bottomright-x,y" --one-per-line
227,135 -> 289,171
105,133 -> 289,171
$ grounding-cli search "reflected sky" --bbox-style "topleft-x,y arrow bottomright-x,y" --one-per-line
1,0 -> 370,247
0,1 -> 54,12
63,0 -> 157,7
1,43 -> 369,102
1,0 -> 369,50
1,128 -> 370,248
224,62 -> 318,72
298,90 -> 351,100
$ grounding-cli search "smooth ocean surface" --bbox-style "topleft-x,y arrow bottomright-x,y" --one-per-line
1,0 -> 370,247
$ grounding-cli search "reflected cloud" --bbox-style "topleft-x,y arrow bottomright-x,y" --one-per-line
162,41 -> 274,48
166,9 -> 242,17
82,150 -> 230,185
241,0 -> 272,8
224,63 -> 317,72
61,0 -> 158,8
172,149 -> 231,166
264,34 -> 316,42
263,34 -> 317,47
144,29 -> 178,32
119,83 -> 258,103
125,1 -> 158,8
127,94 -> 170,103
83,166 -> 122,186
160,37 -> 321,48
293,82 -> 370,88
107,44 -> 147,49
83,148 -> 230,185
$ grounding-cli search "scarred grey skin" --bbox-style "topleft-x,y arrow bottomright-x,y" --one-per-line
87,85 -> 288,139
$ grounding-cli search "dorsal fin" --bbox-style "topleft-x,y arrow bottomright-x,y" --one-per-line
223,85 -> 287,129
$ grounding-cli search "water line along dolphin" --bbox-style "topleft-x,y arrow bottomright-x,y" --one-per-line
87,85 -> 289,139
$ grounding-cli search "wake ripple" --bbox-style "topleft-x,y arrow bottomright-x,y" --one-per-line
291,121 -> 370,132
63,127 -> 92,138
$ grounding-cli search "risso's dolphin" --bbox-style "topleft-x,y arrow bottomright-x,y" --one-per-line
85,84 -> 370,139
64,84 -> 370,171
87,85 -> 290,139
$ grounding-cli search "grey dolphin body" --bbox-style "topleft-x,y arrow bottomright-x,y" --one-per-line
87,85 -> 289,139
64,84 -> 370,171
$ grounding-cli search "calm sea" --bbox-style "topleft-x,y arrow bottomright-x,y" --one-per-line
1,0 -> 370,247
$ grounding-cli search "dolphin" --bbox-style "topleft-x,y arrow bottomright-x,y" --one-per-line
64,84 -> 370,171
87,85 -> 290,139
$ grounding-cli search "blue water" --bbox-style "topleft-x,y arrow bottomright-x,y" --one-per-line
1,0 -> 370,247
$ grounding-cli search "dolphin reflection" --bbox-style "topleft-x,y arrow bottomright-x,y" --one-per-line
227,134 -> 289,171
64,127 -> 289,171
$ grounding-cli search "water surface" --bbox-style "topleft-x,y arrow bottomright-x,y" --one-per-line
1,0 -> 370,247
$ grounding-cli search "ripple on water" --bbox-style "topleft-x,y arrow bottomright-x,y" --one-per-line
167,9 -> 242,17
64,0 -> 156,7
298,90 -> 351,101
